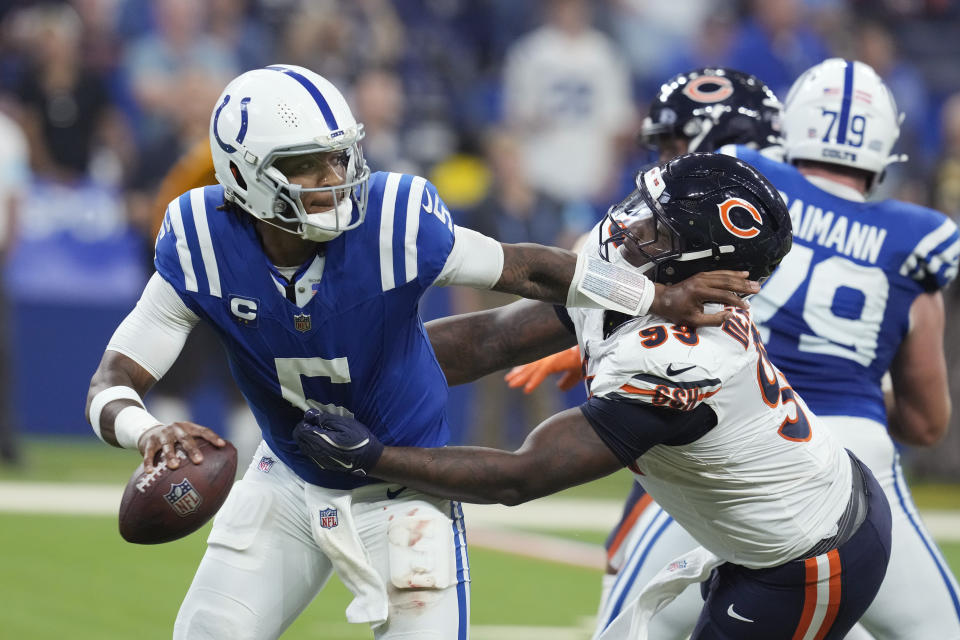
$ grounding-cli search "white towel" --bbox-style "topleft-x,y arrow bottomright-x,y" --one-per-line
305,488 -> 388,629
595,546 -> 723,640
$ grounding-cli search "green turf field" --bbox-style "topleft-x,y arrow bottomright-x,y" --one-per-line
0,514 -> 602,639
2,437 -> 958,639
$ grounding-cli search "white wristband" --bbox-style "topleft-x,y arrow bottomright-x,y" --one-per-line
566,250 -> 655,316
114,405 -> 163,450
88,386 -> 143,441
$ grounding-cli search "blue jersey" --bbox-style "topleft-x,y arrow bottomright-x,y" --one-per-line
154,172 -> 457,488
732,147 -> 959,424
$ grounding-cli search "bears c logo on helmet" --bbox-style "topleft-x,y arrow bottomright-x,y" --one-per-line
718,197 -> 763,238
681,75 -> 735,104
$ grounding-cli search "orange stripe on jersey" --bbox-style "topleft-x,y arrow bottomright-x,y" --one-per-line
619,384 -> 656,396
606,494 -> 653,561
814,550 -> 843,640
792,558 -> 820,640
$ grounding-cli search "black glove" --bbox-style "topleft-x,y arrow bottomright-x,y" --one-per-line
293,409 -> 384,476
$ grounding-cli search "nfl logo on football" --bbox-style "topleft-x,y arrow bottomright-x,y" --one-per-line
164,479 -> 204,517
319,507 -> 338,529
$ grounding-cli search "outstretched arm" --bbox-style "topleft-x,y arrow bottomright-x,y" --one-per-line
300,407 -> 625,505
495,243 -> 759,323
427,299 -> 576,386
439,229 -> 758,326
429,268 -> 761,387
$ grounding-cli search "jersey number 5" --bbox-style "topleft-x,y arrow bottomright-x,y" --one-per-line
275,357 -> 354,417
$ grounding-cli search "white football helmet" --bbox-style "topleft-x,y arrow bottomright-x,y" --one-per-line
209,64 -> 370,242
782,58 -> 904,183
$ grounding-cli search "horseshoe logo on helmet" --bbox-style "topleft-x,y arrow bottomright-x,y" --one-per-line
213,95 -> 251,154
682,75 -> 734,104
718,197 -> 763,238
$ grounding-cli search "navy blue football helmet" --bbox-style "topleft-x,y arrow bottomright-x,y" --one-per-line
640,68 -> 782,155
599,152 -> 792,284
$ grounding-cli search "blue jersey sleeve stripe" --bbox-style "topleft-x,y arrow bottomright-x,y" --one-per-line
391,174 -> 415,287
190,188 -> 222,298
167,196 -> 198,292
404,176 -> 427,284
266,66 -> 339,132
378,173 -> 403,291
836,60 -> 855,145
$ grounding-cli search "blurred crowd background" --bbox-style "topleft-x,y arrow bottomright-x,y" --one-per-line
1,0 -> 960,478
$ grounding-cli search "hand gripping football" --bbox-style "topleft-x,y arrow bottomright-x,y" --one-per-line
118,439 -> 237,544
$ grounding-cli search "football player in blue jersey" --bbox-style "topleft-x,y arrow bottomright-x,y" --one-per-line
508,60 -> 960,640
296,151 -> 894,640
83,65 -> 759,640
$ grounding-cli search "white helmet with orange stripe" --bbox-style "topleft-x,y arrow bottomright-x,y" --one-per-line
782,58 -> 905,182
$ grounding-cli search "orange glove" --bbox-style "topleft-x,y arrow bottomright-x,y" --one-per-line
504,346 -> 583,394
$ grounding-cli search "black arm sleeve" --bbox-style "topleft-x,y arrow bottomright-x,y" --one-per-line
579,396 -> 718,466
553,305 -> 576,335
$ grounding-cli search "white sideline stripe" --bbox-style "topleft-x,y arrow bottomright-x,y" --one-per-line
2,483 -> 959,544
468,526 -> 606,570
0,482 -> 121,514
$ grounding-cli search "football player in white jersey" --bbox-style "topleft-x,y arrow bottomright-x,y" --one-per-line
507,59 -> 960,640
85,65 -> 760,639
296,151 -> 893,640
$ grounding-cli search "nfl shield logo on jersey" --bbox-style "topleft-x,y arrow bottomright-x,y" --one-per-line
293,312 -> 312,332
257,456 -> 275,473
319,507 -> 338,529
164,479 -> 204,517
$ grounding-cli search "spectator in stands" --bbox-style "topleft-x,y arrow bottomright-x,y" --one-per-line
728,0 -> 832,99
14,3 -> 129,185
275,0 -> 403,92
502,0 -> 635,235
350,67 -> 418,176
457,129 -> 566,448
855,19 -> 934,201
122,0 -> 237,152
207,0 -> 273,72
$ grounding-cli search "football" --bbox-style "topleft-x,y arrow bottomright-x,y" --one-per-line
118,438 -> 238,544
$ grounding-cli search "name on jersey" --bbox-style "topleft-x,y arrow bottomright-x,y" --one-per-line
781,192 -> 886,263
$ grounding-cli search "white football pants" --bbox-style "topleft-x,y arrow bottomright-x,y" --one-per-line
174,442 -> 471,639
595,416 -> 960,640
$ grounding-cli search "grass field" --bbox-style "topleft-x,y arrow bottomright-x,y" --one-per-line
2,437 -> 958,639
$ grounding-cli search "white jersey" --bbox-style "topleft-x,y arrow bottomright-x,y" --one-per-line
570,302 -> 852,568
